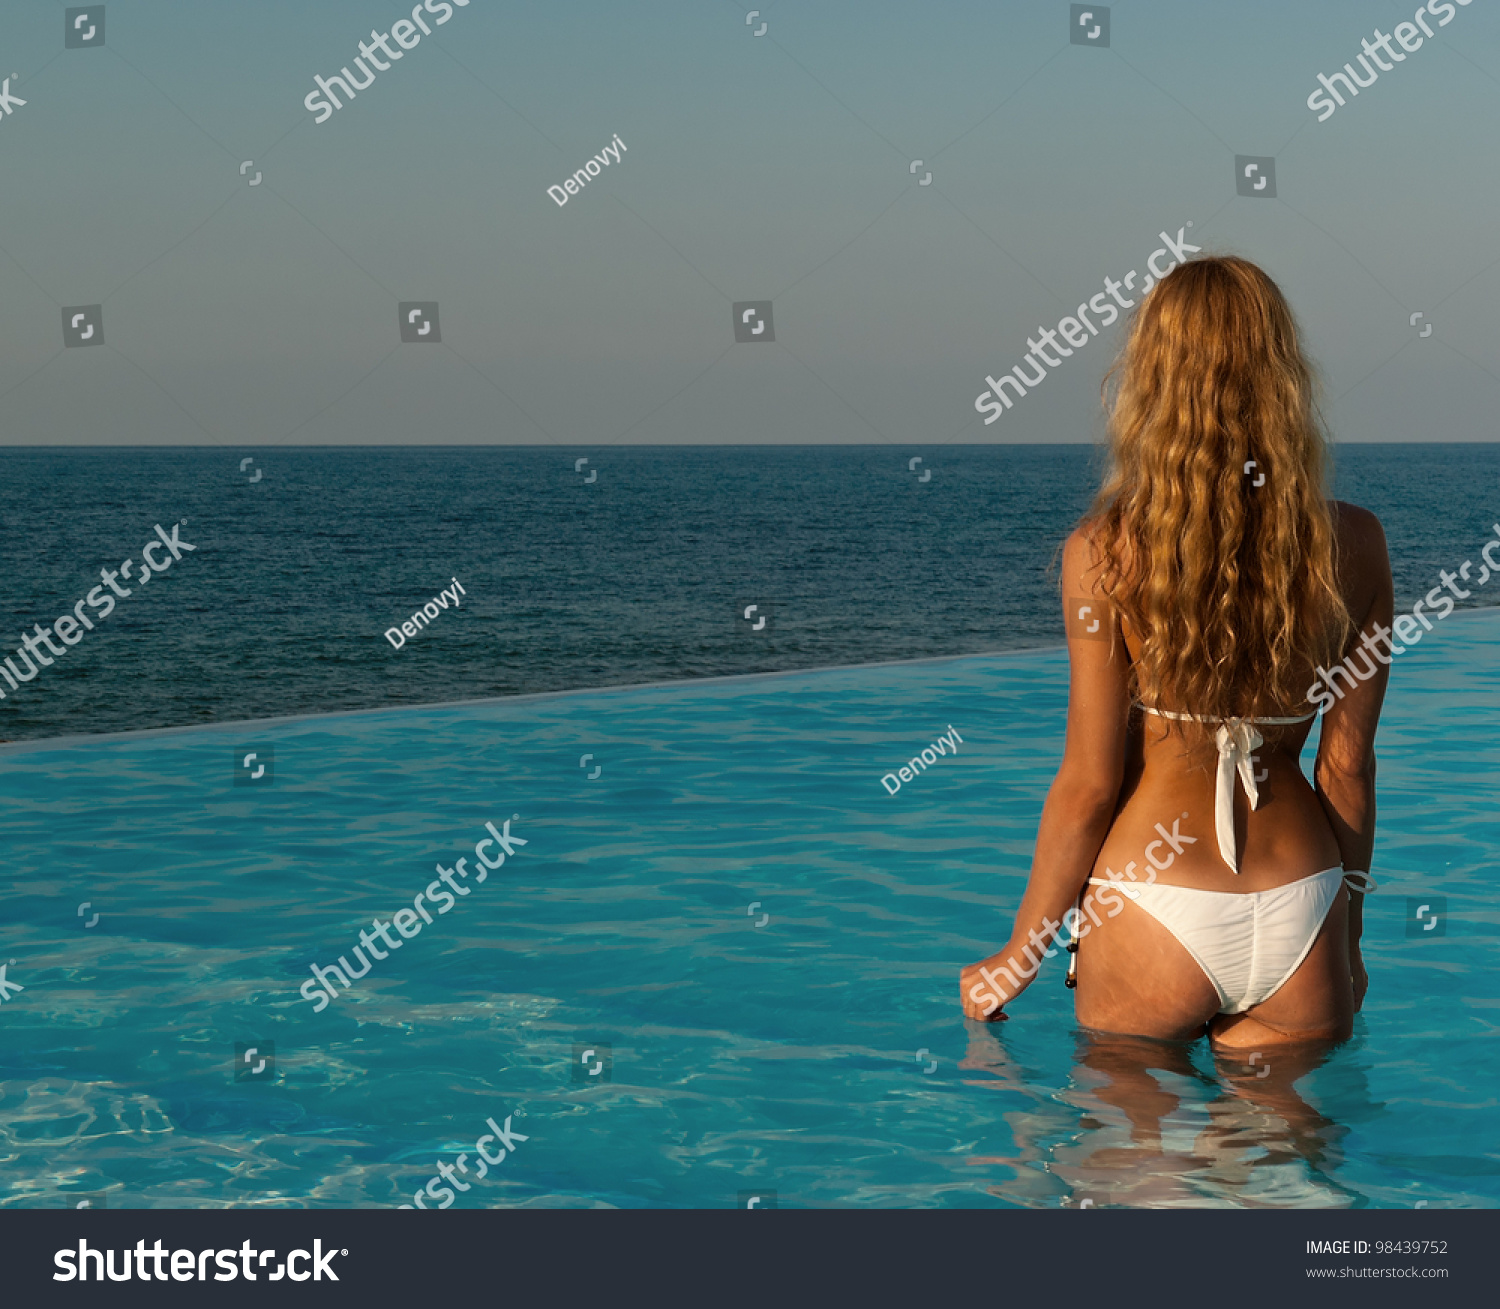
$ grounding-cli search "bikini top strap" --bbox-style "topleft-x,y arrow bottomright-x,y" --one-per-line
1138,704 -> 1317,725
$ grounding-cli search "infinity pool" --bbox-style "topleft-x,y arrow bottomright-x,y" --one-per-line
2,612 -> 1497,1208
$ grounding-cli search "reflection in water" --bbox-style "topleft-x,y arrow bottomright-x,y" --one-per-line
959,1021 -> 1381,1208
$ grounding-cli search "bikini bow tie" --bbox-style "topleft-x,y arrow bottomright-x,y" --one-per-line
1213,719 -> 1265,873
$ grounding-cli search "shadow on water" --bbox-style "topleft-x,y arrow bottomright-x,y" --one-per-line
958,1019 -> 1383,1208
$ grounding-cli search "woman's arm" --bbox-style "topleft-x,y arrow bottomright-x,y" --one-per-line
1313,505 -> 1393,1012
960,526 -> 1132,1020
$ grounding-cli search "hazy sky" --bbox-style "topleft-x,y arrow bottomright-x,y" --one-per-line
0,0 -> 1496,445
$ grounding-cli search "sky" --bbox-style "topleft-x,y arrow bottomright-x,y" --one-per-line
0,0 -> 1496,446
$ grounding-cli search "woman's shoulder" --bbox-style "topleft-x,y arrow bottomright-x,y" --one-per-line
1062,517 -> 1114,581
1066,513 -> 1120,555
1056,520 -> 1119,613
1328,499 -> 1388,555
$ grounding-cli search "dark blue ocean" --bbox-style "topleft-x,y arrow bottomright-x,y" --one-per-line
0,445 -> 1497,742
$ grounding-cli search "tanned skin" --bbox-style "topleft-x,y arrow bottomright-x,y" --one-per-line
961,502 -> 1392,1046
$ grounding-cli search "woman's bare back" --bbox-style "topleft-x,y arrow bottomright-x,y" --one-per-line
1071,501 -> 1392,1045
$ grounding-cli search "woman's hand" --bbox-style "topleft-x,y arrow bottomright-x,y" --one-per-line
960,946 -> 1037,1021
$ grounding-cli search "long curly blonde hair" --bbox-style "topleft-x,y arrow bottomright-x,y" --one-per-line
1085,255 -> 1351,720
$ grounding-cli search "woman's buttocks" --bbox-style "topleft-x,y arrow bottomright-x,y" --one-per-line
1092,737 -> 1343,893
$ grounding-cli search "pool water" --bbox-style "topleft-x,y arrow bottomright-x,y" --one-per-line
1,611 -> 1496,1209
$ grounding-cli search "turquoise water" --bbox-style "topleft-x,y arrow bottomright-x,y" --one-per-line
1,611 -> 1496,1209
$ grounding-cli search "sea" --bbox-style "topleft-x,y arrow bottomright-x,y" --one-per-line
0,443 -> 1497,742
2,444 -> 1497,1211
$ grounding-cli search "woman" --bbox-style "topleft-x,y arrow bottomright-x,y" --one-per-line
961,255 -> 1392,1048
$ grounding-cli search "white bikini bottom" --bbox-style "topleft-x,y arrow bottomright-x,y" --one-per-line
1086,867 -> 1376,1015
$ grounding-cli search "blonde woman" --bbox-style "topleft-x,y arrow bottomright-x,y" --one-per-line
961,256 -> 1391,1048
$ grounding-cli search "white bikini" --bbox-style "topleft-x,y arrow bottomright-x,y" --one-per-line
1066,705 -> 1376,1015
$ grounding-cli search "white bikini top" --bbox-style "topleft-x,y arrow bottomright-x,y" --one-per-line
1139,704 -> 1316,873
